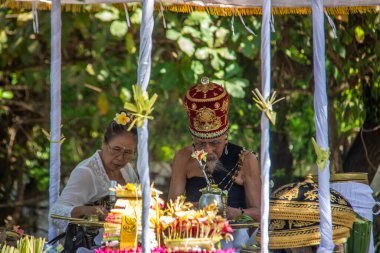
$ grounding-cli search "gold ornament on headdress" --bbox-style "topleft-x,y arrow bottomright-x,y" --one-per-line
251,88 -> 285,125
311,137 -> 330,171
123,85 -> 158,131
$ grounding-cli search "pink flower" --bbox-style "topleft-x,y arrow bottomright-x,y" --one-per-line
221,222 -> 233,234
13,225 -> 24,235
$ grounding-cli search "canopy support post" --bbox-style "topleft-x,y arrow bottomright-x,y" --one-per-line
136,0 -> 154,251
312,0 -> 334,252
260,0 -> 272,252
48,0 -> 62,241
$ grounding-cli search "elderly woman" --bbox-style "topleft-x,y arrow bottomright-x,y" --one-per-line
50,112 -> 139,231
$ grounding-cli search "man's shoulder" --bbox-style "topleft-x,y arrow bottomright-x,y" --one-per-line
175,146 -> 193,157
229,143 -> 257,158
172,146 -> 193,171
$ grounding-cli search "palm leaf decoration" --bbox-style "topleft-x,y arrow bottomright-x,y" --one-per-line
123,85 -> 158,131
251,88 -> 284,125
311,137 -> 330,170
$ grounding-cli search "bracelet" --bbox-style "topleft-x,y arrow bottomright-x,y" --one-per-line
240,207 -> 245,215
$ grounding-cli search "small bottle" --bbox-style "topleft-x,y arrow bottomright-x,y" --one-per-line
107,180 -> 117,211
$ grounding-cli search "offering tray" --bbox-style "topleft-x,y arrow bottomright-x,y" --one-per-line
165,238 -> 214,251
50,214 -> 105,227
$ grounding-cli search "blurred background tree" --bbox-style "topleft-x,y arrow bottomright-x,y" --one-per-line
0,6 -> 379,243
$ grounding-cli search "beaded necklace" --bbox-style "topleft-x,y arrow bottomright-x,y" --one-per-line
205,148 -> 248,192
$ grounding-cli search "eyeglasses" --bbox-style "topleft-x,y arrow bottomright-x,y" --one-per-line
107,144 -> 136,159
193,140 -> 223,149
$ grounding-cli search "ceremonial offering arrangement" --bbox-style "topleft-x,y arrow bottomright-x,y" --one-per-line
103,183 -> 164,250
160,196 -> 234,252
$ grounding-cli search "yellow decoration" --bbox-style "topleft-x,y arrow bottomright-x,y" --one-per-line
114,112 -> 130,125
42,125 -> 66,144
123,85 -> 158,131
125,183 -> 139,192
311,137 -> 330,170
191,150 -> 208,165
251,88 -> 284,125
119,215 -> 137,250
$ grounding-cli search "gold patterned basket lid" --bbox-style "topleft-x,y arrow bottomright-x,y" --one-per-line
270,175 -> 356,228
256,219 -> 350,249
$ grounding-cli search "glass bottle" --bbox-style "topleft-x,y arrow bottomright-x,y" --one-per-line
107,180 -> 117,211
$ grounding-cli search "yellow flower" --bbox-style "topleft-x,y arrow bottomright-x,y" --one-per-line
125,183 -> 138,191
114,112 -> 130,125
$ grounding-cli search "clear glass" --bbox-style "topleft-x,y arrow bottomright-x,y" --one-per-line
199,193 -> 223,214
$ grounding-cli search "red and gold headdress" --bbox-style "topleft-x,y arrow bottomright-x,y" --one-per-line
183,77 -> 230,139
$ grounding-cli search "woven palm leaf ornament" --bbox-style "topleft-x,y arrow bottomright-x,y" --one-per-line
311,137 -> 330,171
123,85 -> 158,130
251,88 -> 285,125
41,125 -> 66,144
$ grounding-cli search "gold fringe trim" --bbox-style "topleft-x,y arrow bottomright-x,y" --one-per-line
270,200 -> 356,228
1,0 -> 379,16
256,225 -> 350,249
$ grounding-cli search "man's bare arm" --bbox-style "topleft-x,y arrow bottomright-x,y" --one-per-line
227,152 -> 261,220
243,152 -> 261,220
168,149 -> 188,200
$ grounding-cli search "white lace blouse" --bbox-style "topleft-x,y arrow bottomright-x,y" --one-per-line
50,151 -> 139,231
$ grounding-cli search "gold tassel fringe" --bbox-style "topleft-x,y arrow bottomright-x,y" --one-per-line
1,0 -> 379,16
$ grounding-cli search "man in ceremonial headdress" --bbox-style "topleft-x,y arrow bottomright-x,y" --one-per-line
168,77 -> 261,221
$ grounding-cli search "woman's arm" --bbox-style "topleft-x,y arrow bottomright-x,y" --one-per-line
50,167 -> 102,230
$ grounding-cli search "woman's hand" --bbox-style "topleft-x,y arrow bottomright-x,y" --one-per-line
71,206 -> 108,220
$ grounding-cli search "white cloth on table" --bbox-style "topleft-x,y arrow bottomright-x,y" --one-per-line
331,182 -> 378,253
221,228 -> 258,253
49,151 -> 139,232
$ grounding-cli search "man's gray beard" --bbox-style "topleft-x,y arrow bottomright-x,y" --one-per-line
205,160 -> 225,175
